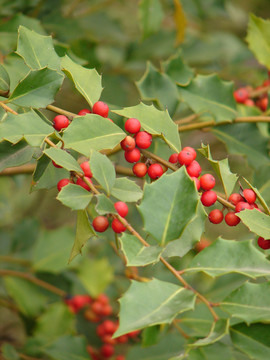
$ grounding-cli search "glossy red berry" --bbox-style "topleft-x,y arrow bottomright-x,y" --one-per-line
257,237 -> 270,250
201,190 -> 217,207
114,201 -> 129,217
100,344 -> 114,358
133,162 -> 148,177
135,131 -> 152,149
102,304 -> 112,316
243,188 -> 256,204
208,209 -> 223,224
120,136 -> 136,151
72,295 -> 92,311
53,115 -> 70,131
111,218 -> 126,233
191,177 -> 200,190
178,148 -> 196,166
102,320 -> 118,335
244,99 -> 255,107
169,153 -> 178,163
186,160 -> 201,178
200,174 -> 216,191
115,356 -> 125,360
80,161 -> 93,178
182,146 -> 197,158
124,148 -> 141,163
127,330 -> 140,338
78,109 -> 91,115
235,201 -> 252,213
116,335 -> 128,344
96,293 -> 109,305
91,301 -> 104,316
57,178 -> 71,191
125,118 -> 141,134
92,101 -> 109,117
93,216 -> 109,232
256,97 -> 268,111
147,163 -> 163,180
224,212 -> 240,226
228,193 -> 244,205
233,87 -> 249,103
52,160 -> 62,168
76,177 -> 92,191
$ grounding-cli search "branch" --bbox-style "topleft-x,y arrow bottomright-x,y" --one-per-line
0,164 -> 35,176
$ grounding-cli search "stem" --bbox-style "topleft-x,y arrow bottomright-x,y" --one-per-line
172,319 -> 190,339
141,149 -> 178,171
0,164 -> 35,176
0,269 -> 66,297
0,101 -> 18,115
46,104 -> 77,119
0,256 -> 31,266
216,194 -> 235,210
0,298 -> 18,312
115,165 -> 134,177
174,113 -> 201,125
249,85 -> 270,98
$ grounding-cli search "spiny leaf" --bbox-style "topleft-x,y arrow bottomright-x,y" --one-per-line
57,183 -> 92,211
189,319 -> 229,347
43,147 -> 82,172
90,151 -> 116,195
138,0 -> 164,40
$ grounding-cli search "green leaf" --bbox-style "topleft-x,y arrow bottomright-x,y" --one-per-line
43,335 -> 89,360
242,177 -> 270,215
1,344 -> 20,360
4,277 -> 47,317
138,0 -> 164,39
136,62 -> 180,115
69,210 -> 95,263
114,278 -> 196,337
7,68 -> 64,108
246,14 -> 270,69
236,209 -> 270,239
32,160 -> 69,191
57,183 -> 92,211
230,324 -> 270,360
77,257 -> 114,297
120,233 -> 163,266
187,342 -> 236,360
0,110 -> 53,146
0,140 -> 35,172
162,53 -> 194,86
43,147 -> 82,172
138,167 -> 199,246
186,238 -> 270,278
111,177 -> 143,202
34,303 -> 75,342
142,325 -> 161,347
113,103 -> 181,152
32,227 -> 75,273
0,63 -> 10,92
221,282 -> 270,324
62,114 -> 125,156
178,74 -> 237,122
199,143 -> 238,198
16,26 -> 60,71
189,319 -> 229,347
61,55 -> 103,107
90,151 -> 116,195
96,194 -> 116,215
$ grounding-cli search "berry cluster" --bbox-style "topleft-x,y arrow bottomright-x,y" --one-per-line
92,201 -> 128,234
56,160 -> 93,191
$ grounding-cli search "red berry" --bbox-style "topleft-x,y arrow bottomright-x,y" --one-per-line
111,218 -> 126,233
116,335 -> 128,344
125,118 -> 141,134
244,99 -> 255,107
91,301 -> 104,315
102,320 -> 118,335
235,201 -> 252,213
135,131 -> 152,149
257,237 -> 270,250
201,190 -> 217,207
120,136 -> 136,151
208,209 -> 223,224
114,201 -> 129,217
233,87 -> 249,103
228,193 -> 244,205
178,148 -> 196,166
133,162 -> 148,177
243,188 -> 256,204
102,335 -> 117,345
168,153 -> 178,163
57,178 -> 71,191
53,115 -> 70,131
127,330 -> 140,338
256,97 -> 268,111
72,295 -> 92,311
92,101 -> 109,117
93,216 -> 109,232
101,304 -> 112,316
147,163 -> 163,180
76,177 -> 92,191
115,356 -> 125,360
186,160 -> 201,178
96,293 -> 109,305
52,160 -> 62,168
182,146 -> 197,158
124,148 -> 141,163
224,212 -> 240,226
191,177 -> 200,190
196,238 -> 212,252
80,161 -> 93,178
78,109 -> 91,115
100,344 -> 114,358
200,174 -> 216,191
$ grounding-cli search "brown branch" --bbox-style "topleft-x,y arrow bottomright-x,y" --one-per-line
0,256 -> 31,267
141,149 -> 178,171
115,165 -> 134,177
249,85 -> 270,98
46,104 -> 77,119
0,101 -> 18,115
174,113 -> 201,125
0,164 -> 35,176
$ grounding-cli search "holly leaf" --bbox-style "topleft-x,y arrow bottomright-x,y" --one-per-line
90,151 -> 116,195
242,177 -> 270,215
138,0 -> 164,39
162,52 -> 194,86
95,194 -> 116,215
43,335 -> 89,360
113,103 -> 181,152
61,55 -> 103,107
114,278 -> 196,337
236,209 -> 270,239
0,63 -> 10,93
178,74 -> 237,122
57,183 -> 92,211
43,147 -> 82,172
111,177 -> 143,202
0,140 -> 35,172
189,319 -> 229,347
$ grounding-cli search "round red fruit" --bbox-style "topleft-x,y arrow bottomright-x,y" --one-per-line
147,163 -> 163,180
169,153 -> 178,164
235,201 -> 252,212
53,115 -> 70,131
124,148 -> 141,163
125,118 -> 141,134
243,188 -> 256,204
233,87 -> 249,103
93,216 -> 109,232
201,190 -> 217,207
102,320 -> 118,335
178,148 -> 196,166
100,344 -> 114,358
120,136 -> 136,151
80,161 -> 93,178
52,160 -> 62,168
208,209 -> 223,224
244,99 -> 255,106
186,160 -> 201,178
256,97 -> 268,111
200,173 -> 216,191
133,162 -> 148,177
76,177 -> 92,191
182,146 -> 197,158
135,131 -> 152,149
257,237 -> 270,250
191,177 -> 200,191
228,193 -> 244,205
114,201 -> 129,217
57,178 -> 70,191
111,218 -> 126,233
96,293 -> 109,305
224,212 -> 240,226
92,101 -> 109,117
116,355 -> 125,360
72,295 -> 92,311
78,109 -> 91,115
